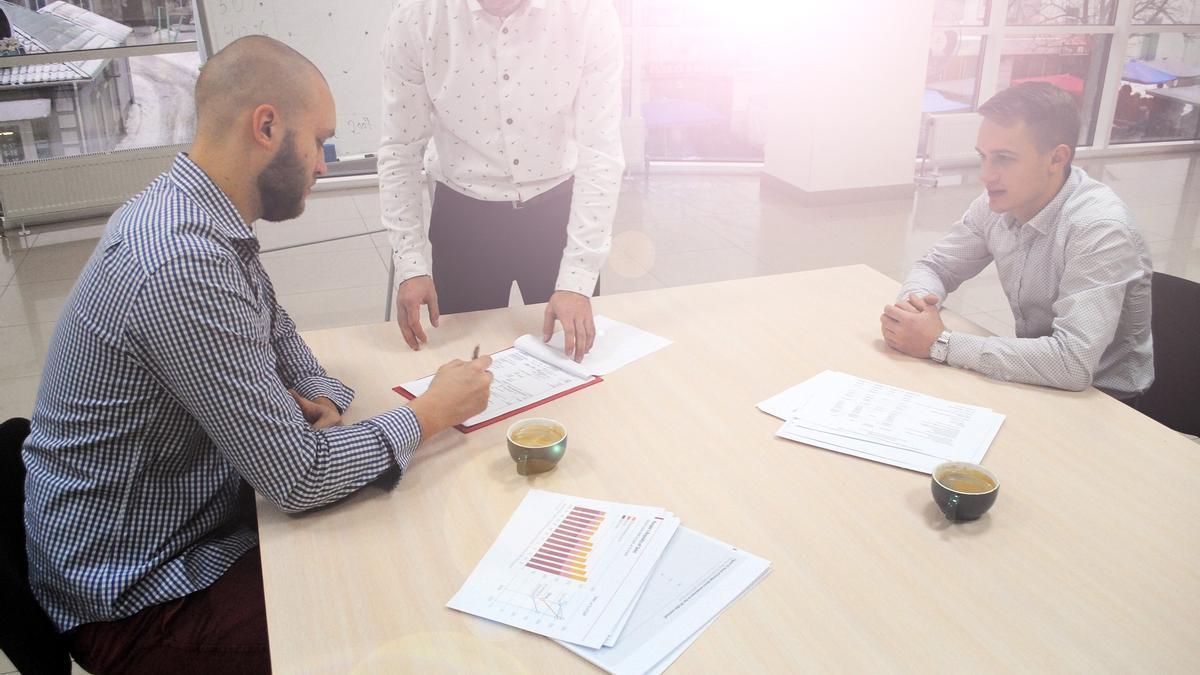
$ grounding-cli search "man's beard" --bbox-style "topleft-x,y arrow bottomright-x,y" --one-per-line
256,131 -> 309,222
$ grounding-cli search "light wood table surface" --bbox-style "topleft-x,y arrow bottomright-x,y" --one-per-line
258,265 -> 1200,673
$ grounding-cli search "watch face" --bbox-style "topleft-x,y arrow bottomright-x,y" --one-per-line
930,336 -> 949,363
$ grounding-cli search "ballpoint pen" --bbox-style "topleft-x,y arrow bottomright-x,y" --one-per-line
472,344 -> 480,360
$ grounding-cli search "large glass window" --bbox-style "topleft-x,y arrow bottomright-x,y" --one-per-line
921,0 -> 1200,153
1006,0 -> 1117,26
0,1 -> 198,164
925,1 -> 989,114
1133,0 -> 1200,24
1112,32 -> 1200,142
998,34 -> 1112,144
934,0 -> 990,26
926,34 -> 987,112
4,0 -> 196,52
623,0 -> 771,162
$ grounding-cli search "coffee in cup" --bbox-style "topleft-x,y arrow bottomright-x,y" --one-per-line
931,461 -> 999,521
506,418 -> 567,475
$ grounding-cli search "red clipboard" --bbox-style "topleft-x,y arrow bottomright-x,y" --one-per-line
393,375 -> 602,433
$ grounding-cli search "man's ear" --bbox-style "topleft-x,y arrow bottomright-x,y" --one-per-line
1048,143 -> 1071,175
250,104 -> 279,149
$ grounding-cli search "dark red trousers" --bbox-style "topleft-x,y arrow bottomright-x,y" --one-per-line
66,550 -> 270,675
429,178 -> 598,314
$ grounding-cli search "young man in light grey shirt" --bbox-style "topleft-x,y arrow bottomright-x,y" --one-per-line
882,82 -> 1153,403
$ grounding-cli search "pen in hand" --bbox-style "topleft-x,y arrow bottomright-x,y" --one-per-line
471,344 -> 480,360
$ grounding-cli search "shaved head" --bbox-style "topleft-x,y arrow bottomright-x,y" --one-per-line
195,35 -> 328,139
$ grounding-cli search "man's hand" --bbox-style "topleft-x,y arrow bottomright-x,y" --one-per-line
880,293 -> 946,359
395,275 -> 440,351
406,355 -> 494,439
543,291 -> 595,363
288,390 -> 342,429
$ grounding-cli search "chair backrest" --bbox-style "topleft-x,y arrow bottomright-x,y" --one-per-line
0,417 -> 72,675
1140,273 -> 1200,437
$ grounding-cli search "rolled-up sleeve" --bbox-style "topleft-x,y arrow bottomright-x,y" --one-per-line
127,252 -> 421,513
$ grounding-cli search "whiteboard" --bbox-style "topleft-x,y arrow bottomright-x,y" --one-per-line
197,0 -> 397,157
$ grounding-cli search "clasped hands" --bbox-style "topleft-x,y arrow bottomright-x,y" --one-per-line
880,292 -> 946,359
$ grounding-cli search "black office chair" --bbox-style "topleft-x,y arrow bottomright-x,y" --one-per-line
1139,273 -> 1200,437
0,417 -> 71,675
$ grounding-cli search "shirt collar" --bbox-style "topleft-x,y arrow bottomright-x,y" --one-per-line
1013,165 -> 1080,235
168,153 -> 258,248
466,0 -> 545,16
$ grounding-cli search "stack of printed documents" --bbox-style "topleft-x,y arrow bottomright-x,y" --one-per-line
759,370 -> 1005,474
447,490 -> 771,674
396,316 -> 671,432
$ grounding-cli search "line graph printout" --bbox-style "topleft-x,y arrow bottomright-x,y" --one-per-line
558,527 -> 771,675
447,490 -> 681,648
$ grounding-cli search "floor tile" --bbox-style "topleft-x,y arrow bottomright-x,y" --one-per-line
276,283 -> 389,332
947,270 -> 1011,314
1129,201 -> 1200,241
0,374 -> 41,420
288,191 -> 362,226
0,246 -> 28,290
12,239 -> 99,286
0,322 -> 56,380
599,248 -> 665,296
1149,237 -> 1200,283
351,189 -> 383,220
648,247 -> 773,287
260,248 -> 389,296
0,279 -> 76,327
257,217 -> 374,257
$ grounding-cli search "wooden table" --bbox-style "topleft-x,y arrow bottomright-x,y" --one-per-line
257,265 -> 1200,673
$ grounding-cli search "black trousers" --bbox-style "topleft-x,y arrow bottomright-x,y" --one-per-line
429,179 -> 597,315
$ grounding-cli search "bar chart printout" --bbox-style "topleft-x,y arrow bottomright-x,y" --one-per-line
447,490 -> 680,648
525,506 -> 606,582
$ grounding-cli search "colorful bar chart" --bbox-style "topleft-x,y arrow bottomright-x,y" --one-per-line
525,506 -> 612,583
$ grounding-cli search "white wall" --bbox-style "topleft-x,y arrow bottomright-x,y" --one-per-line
763,1 -> 937,195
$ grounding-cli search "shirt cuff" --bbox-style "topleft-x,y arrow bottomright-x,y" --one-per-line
363,406 -> 422,473
896,286 -> 938,304
393,249 -> 430,284
291,376 -> 355,413
555,264 -> 600,297
946,331 -> 988,372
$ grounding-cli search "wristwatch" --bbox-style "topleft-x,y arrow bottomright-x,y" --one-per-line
929,330 -> 952,363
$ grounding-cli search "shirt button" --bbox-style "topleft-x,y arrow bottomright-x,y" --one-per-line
513,159 -> 520,166
506,118 -> 514,125
502,73 -> 510,81
502,27 -> 509,34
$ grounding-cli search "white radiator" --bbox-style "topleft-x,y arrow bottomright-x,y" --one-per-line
922,112 -> 982,168
0,144 -> 186,231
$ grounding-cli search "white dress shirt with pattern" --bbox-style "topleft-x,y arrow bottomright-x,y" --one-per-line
378,0 -> 625,296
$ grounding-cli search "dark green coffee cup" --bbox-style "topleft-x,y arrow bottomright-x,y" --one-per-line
506,418 -> 567,475
932,461 -> 999,521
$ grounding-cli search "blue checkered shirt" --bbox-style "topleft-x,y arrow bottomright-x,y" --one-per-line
23,154 -> 421,632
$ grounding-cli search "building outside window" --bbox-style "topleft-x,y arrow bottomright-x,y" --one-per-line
0,0 -> 197,165
922,0 -> 1200,153
617,0 -> 772,162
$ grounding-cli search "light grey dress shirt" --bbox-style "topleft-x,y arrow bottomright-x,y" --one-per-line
900,167 -> 1153,398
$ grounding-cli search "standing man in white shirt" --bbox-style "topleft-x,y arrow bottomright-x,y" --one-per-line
379,0 -> 624,363
881,82 -> 1153,403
